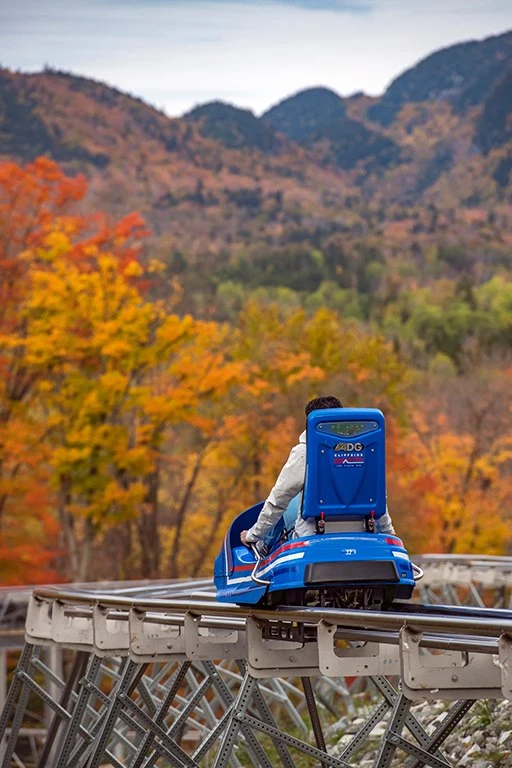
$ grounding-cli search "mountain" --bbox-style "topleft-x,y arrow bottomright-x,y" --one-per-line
1,27 -> 511,200
1,28 -> 512,310
1,66 -> 369,268
262,87 -> 400,171
0,68 -> 191,168
259,31 -> 511,180
185,101 -> 283,152
472,64 -> 512,190
262,87 -> 346,142
474,65 -> 512,154
368,30 -> 512,126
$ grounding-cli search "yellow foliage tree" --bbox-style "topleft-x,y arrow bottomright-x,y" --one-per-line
390,410 -> 512,554
22,228 -> 244,580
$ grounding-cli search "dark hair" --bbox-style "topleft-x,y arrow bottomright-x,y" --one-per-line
305,395 -> 343,416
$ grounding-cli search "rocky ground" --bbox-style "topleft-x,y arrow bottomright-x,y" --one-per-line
327,698 -> 512,767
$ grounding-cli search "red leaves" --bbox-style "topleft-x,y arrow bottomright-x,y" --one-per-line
0,157 -> 86,259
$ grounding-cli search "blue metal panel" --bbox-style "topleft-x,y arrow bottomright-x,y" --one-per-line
302,408 -> 386,520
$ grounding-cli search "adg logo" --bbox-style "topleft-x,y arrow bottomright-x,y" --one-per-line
334,442 -> 364,451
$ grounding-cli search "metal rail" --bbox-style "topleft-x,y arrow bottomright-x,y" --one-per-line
29,585 -> 512,637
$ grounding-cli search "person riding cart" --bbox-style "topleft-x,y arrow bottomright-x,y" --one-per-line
240,396 -> 396,552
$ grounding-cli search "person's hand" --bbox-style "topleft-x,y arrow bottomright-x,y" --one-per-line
240,530 -> 250,545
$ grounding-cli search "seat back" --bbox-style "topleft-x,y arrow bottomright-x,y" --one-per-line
302,407 -> 386,521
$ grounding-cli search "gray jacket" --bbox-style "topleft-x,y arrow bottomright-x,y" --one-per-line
245,430 -> 395,542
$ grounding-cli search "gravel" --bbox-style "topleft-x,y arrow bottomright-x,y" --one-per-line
328,697 -> 512,767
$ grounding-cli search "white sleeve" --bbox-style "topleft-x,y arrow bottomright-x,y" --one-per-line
245,443 -> 306,542
376,504 -> 396,535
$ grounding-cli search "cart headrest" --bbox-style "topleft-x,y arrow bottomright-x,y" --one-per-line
301,407 -> 386,521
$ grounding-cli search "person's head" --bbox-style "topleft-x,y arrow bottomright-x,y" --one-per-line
305,395 -> 343,417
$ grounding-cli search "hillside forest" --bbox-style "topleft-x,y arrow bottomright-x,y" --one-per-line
0,30 -> 512,584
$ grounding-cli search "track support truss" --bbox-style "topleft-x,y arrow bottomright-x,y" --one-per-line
1,558 -> 512,766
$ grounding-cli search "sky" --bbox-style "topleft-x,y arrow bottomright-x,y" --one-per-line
1,0 -> 511,117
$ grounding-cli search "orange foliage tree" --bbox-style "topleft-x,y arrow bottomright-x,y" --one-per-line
0,159 -> 168,581
388,368 -> 512,554
0,159 -> 86,583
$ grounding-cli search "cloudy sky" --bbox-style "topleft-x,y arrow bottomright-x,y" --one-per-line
1,0 -> 511,116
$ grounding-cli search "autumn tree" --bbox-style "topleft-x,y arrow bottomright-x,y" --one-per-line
388,365 -> 512,554
162,298 -> 412,578
0,159 -> 87,582
18,226 -> 244,580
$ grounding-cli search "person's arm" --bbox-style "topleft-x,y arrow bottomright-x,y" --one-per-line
376,504 -> 396,535
242,443 -> 306,543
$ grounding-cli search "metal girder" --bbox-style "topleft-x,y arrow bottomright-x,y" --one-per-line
317,620 -> 400,677
184,614 -> 246,662
400,626 -> 503,701
246,616 -> 320,677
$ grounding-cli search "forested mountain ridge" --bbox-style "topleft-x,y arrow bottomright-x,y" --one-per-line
0,66 -> 357,249
0,68 -> 191,165
262,87 -> 347,142
1,29 -> 511,323
368,29 -> 512,125
185,101 -> 285,152
475,64 -> 512,153
260,30 -> 512,197
262,87 -> 401,172
1,28 -> 511,212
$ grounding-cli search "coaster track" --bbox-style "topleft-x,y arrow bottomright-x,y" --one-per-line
1,554 -> 512,767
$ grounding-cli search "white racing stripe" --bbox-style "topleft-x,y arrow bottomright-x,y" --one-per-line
225,574 -> 254,586
256,551 -> 305,577
226,552 -> 305,586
